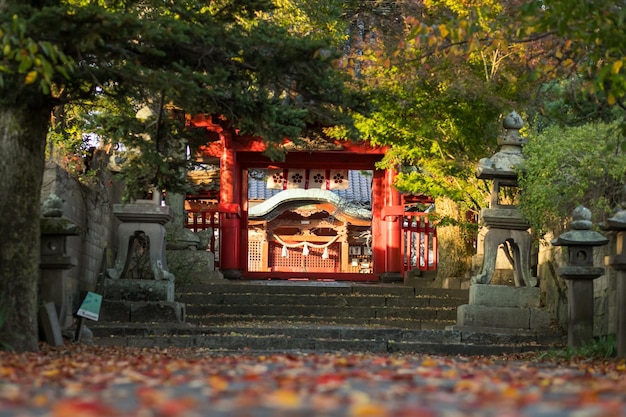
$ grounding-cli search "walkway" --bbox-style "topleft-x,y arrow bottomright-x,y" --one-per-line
0,344 -> 624,416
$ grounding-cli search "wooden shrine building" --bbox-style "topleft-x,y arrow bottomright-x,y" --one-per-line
189,116 -> 435,282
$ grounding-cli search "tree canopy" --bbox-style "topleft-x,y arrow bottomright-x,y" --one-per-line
358,0 -> 626,224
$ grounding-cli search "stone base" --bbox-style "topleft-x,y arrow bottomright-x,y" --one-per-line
456,284 -> 550,331
166,250 -> 218,283
456,304 -> 550,331
222,269 -> 243,280
469,284 -> 541,308
103,279 -> 174,302
190,271 -> 225,283
101,300 -> 185,323
441,277 -> 471,290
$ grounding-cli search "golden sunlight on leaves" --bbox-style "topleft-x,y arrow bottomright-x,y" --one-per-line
612,60 -> 623,74
24,70 -> 38,84
438,24 -> 449,38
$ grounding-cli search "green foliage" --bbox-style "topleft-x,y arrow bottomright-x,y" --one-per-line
532,79 -> 623,132
519,121 -> 626,238
350,1 -> 540,220
0,12 -> 74,98
520,0 -> 626,108
536,335 -> 616,361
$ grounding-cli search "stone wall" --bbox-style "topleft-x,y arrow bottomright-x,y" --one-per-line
40,153 -> 121,313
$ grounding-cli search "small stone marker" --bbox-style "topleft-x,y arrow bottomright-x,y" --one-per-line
39,302 -> 64,346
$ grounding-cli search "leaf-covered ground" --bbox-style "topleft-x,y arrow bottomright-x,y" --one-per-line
1,345 -> 625,416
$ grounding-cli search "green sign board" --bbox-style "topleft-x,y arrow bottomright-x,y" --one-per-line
77,292 -> 103,321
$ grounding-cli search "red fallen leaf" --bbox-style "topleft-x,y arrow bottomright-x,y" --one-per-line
136,386 -> 163,406
157,397 -> 198,417
52,398 -> 115,417
316,374 -> 345,385
396,406 -> 438,417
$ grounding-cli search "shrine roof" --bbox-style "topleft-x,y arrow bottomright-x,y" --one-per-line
249,170 -> 372,205
248,188 -> 372,221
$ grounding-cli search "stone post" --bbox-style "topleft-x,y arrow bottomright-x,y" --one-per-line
39,194 -> 81,330
602,209 -> 626,357
552,206 -> 608,348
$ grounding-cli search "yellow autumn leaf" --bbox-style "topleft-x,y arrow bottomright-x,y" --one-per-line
24,70 -> 37,84
439,24 -> 449,38
266,389 -> 301,409
41,368 -> 60,377
33,394 -> 48,407
608,92 -> 616,105
350,403 -> 389,417
612,60 -> 623,74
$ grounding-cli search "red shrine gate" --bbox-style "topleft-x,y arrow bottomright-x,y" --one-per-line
190,116 -> 435,281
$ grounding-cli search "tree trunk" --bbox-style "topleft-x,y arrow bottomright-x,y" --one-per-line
0,103 -> 51,352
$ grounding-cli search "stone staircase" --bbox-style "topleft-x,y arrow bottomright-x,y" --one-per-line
90,280 -> 566,354
180,281 -> 465,329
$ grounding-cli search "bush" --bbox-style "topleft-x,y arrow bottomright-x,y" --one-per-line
519,121 -> 626,238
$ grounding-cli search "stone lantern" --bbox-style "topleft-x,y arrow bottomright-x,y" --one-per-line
472,111 -> 536,287
552,206 -> 608,348
39,194 -> 81,343
456,113 -> 551,335
602,208 -> 626,357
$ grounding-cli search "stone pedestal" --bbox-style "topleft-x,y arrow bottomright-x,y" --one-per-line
103,279 -> 175,302
107,203 -> 175,281
455,284 -> 550,332
102,202 -> 184,323
166,250 -> 224,284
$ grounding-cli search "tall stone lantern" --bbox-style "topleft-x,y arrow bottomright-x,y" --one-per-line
456,113 -> 550,335
472,111 -> 536,287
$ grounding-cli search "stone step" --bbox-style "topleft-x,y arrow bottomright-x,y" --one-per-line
173,282 -> 467,330
175,282 -> 467,327
90,323 -> 565,355
183,315 -> 455,330
177,293 -> 466,308
177,282 -> 469,298
185,304 -> 458,321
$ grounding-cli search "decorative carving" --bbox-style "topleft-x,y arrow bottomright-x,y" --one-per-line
293,207 -> 324,217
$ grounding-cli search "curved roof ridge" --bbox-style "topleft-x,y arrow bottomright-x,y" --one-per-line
248,188 -> 371,220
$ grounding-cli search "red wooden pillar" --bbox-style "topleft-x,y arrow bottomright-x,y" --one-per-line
218,131 -> 242,278
371,169 -> 386,274
385,168 -> 403,277
239,168 -> 249,272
